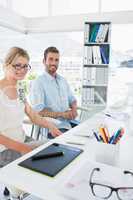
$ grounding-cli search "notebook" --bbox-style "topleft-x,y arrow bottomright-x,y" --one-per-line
18,143 -> 83,177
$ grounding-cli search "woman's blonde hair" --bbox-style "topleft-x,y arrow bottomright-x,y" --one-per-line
3,47 -> 30,68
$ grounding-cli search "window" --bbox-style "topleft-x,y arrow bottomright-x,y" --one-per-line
0,24 -> 132,108
107,24 -> 133,107
52,0 -> 99,16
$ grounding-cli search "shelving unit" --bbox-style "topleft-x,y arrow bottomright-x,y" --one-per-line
82,21 -> 111,112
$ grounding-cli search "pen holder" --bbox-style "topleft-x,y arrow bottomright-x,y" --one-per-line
94,142 -> 119,166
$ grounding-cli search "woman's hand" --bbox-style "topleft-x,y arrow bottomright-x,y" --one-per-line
49,125 -> 62,138
25,102 -> 62,138
20,145 -> 33,154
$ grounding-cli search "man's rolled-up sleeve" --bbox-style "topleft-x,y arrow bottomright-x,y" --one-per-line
29,79 -> 46,112
66,81 -> 77,105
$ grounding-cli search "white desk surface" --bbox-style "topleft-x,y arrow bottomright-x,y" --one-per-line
1,112 -> 133,200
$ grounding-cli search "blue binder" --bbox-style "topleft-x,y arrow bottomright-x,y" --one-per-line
100,46 -> 109,64
19,143 -> 83,177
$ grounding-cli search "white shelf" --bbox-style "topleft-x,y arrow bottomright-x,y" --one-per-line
84,64 -> 108,67
83,84 -> 107,87
85,42 -> 110,45
82,21 -> 111,108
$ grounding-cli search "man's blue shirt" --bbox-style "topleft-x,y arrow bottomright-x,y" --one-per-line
29,72 -> 76,129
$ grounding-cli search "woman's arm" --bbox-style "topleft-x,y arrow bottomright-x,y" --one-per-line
0,134 -> 32,154
25,103 -> 62,138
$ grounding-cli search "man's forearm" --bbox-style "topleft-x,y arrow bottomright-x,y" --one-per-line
39,109 -> 64,118
70,100 -> 77,111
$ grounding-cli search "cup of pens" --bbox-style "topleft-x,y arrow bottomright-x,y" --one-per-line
93,126 -> 124,166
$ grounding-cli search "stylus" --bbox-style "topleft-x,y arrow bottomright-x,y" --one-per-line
32,151 -> 64,160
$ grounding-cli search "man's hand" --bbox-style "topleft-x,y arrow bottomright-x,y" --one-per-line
71,108 -> 78,119
62,110 -> 77,120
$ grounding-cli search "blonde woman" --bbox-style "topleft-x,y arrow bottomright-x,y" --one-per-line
0,47 -> 62,199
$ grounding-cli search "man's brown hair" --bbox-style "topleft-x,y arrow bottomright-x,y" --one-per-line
44,46 -> 59,61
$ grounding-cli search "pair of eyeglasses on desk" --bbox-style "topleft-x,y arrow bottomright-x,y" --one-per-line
89,168 -> 133,200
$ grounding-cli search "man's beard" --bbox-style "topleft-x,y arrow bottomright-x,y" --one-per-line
48,65 -> 58,74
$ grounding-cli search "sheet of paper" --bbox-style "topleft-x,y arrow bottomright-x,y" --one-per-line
59,160 -> 133,200
66,136 -> 87,145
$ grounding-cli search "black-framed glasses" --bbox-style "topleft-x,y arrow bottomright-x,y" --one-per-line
89,168 -> 133,200
12,63 -> 31,71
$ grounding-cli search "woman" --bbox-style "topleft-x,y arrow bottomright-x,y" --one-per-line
0,47 -> 62,198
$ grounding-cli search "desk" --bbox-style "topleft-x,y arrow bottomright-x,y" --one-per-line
0,112 -> 133,200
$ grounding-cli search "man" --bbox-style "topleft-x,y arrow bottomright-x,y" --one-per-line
30,46 -> 79,139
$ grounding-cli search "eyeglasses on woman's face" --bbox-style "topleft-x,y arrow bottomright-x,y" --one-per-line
12,63 -> 31,71
89,168 -> 133,200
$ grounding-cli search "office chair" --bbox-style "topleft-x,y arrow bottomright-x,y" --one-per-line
77,106 -> 91,122
77,105 -> 105,122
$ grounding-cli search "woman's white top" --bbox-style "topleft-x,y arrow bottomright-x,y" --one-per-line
0,89 -> 26,151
